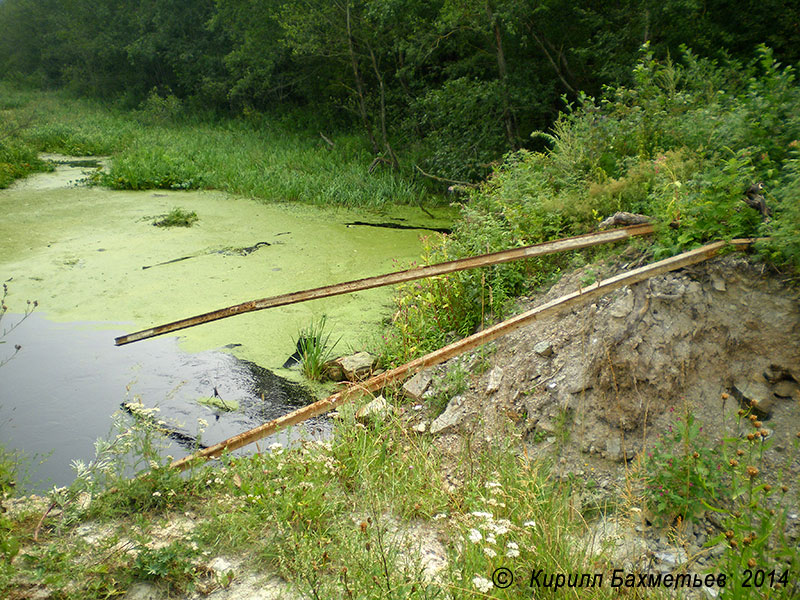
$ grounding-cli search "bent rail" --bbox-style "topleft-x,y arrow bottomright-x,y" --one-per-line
115,223 -> 654,346
170,237 -> 755,471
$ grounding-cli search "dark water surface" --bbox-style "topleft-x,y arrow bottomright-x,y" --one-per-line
0,313 -> 328,492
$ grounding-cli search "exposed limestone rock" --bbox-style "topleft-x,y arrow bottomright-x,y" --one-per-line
533,341 -> 554,357
764,364 -> 798,385
356,395 -> 393,422
421,255 -> 799,479
732,378 -> 776,418
340,352 -> 376,381
486,366 -> 503,393
322,359 -> 345,382
124,582 -> 160,600
608,288 -> 635,318
403,369 -> 433,401
774,379 -> 799,399
598,211 -> 650,230
430,395 -> 467,434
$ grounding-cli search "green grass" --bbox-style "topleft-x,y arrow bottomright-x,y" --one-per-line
152,207 -> 199,228
294,315 -> 339,381
0,82 -> 436,209
2,383 -> 797,598
0,400 -> 625,599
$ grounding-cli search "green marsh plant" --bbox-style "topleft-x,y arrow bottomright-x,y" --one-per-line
152,207 -> 198,228
294,315 -> 338,381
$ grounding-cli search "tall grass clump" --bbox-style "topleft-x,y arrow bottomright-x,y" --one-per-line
384,45 -> 800,365
0,85 -> 51,186
294,315 -> 338,381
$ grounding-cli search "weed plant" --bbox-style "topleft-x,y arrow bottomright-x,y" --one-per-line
152,207 -> 198,228
642,395 -> 800,598
294,315 -> 338,381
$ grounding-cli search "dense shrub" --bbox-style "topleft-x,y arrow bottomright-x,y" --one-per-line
384,46 -> 800,364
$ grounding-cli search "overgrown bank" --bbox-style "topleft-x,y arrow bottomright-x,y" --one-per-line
2,252 -> 798,600
0,83 -> 434,209
1,46 -> 800,600
384,47 -> 800,363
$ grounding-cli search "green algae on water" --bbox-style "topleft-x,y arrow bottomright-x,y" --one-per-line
196,396 -> 239,411
0,158 -> 455,376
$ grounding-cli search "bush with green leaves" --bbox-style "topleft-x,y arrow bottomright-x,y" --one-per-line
385,45 -> 800,365
410,77 -> 510,182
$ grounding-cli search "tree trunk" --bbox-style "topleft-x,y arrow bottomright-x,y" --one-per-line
368,43 -> 399,170
345,2 -> 378,153
485,1 -> 517,149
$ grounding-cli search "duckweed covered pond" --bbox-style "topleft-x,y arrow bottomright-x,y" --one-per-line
0,157 -> 453,489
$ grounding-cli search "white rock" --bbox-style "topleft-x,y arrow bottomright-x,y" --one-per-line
403,370 -> 433,401
355,395 -> 393,422
486,367 -> 504,393
430,395 -> 466,434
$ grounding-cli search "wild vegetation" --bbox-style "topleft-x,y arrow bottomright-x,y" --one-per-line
1,3 -> 799,599
1,1 -> 798,182
0,84 -> 430,207
1,382 -> 797,598
384,47 -> 800,363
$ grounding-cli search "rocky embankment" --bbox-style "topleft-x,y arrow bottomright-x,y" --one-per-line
400,252 -> 800,581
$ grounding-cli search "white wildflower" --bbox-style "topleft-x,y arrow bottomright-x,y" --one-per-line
468,528 -> 482,543
152,491 -> 162,497
491,520 -> 511,535
472,575 -> 493,593
523,520 -> 536,528
197,418 -> 209,428
483,547 -> 497,558
485,534 -> 496,545
485,481 -> 501,489
432,513 -> 448,520
269,442 -> 284,454
506,541 -> 520,558
471,511 -> 493,519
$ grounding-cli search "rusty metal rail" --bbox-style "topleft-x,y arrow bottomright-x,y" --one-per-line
170,237 -> 755,470
115,223 -> 654,346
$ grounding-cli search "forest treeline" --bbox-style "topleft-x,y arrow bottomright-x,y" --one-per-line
1,0 -> 799,180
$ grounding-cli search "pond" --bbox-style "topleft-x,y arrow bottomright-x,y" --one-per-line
0,156 -> 452,490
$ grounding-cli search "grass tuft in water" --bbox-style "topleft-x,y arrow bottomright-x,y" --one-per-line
152,207 -> 198,228
295,315 -> 339,381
